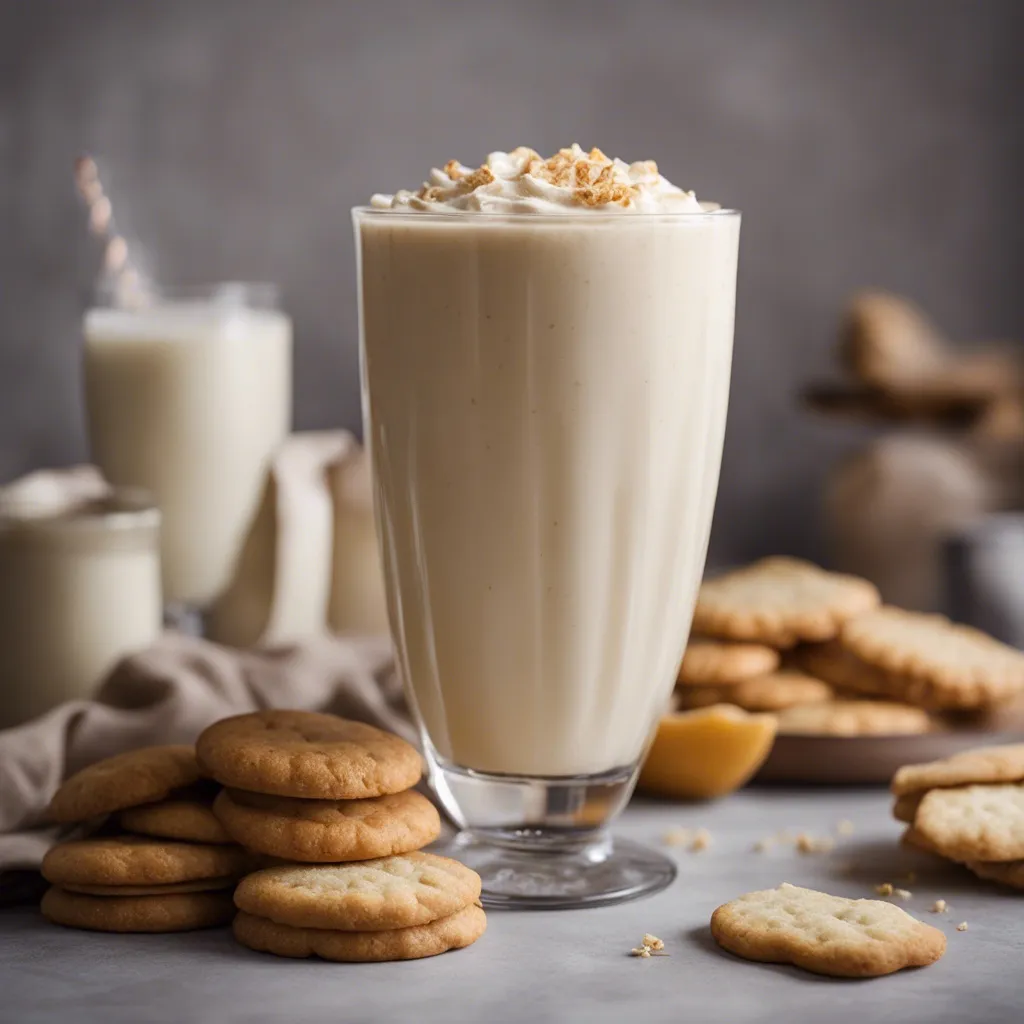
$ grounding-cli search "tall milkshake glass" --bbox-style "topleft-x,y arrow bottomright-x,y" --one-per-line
355,190 -> 739,908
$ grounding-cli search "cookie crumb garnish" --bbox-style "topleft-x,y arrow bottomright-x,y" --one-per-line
836,820 -> 855,836
931,900 -> 947,913
956,921 -> 969,932
875,883 -> 894,896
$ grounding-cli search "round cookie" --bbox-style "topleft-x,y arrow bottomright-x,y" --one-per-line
120,798 -> 232,844
678,639 -> 780,686
710,883 -> 945,978
775,700 -> 932,737
42,887 -> 235,933
967,859 -> 1024,889
213,788 -> 440,862
41,835 -> 251,888
233,904 -> 486,962
840,607 -> 1024,708
675,671 -> 833,713
62,877 -> 238,896
196,710 -> 422,800
914,783 -> 1024,863
233,852 -> 481,931
48,746 -> 200,824
892,743 -> 1024,797
693,558 -> 880,648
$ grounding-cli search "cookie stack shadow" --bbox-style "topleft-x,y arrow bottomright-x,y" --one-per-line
678,557 -> 1024,739
41,745 -> 247,933
39,710 -> 486,962
894,743 -> 1024,890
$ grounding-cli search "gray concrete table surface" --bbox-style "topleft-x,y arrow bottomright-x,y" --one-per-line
1,788 -> 1021,1024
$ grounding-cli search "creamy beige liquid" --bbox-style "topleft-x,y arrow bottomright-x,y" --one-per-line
358,212 -> 739,776
84,304 -> 292,607
0,495 -> 161,729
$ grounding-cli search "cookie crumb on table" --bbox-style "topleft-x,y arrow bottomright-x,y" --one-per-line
690,828 -> 712,852
931,900 -> 948,913
893,888 -> 912,901
661,827 -> 692,847
796,833 -> 835,854
630,934 -> 667,958
836,820 -> 855,837
956,922 -> 969,932
875,882 -> 894,896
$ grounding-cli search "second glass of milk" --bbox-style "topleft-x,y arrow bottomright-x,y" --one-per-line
83,284 -> 292,618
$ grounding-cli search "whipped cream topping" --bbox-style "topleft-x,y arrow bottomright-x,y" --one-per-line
370,145 -> 711,214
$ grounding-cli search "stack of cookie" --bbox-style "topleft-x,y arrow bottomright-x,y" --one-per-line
196,710 -> 486,961
894,743 -> 1024,889
230,855 -> 486,963
41,745 -> 250,933
679,557 -> 1024,737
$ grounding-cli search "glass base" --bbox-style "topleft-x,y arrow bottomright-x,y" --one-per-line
435,831 -> 676,910
427,756 -> 676,909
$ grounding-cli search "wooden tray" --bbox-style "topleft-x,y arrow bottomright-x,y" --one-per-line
755,728 -> 1024,786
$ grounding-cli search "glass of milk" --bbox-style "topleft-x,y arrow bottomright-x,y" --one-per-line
0,488 -> 161,729
354,150 -> 740,909
83,284 -> 292,623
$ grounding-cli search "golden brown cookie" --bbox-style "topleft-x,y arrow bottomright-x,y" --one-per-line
710,882 -> 946,978
677,639 -> 780,686
892,793 -> 923,824
675,670 -> 833,713
914,784 -> 1024,863
966,859 -> 1024,889
840,607 -> 1024,709
120,798 -> 232,844
48,746 -> 201,824
775,700 -> 932,737
900,825 -> 943,855
62,877 -> 237,896
233,904 -> 486,962
41,835 -> 251,888
693,558 -> 879,648
233,852 -> 481,931
41,887 -> 235,932
213,788 -> 440,863
196,710 -> 422,800
892,743 -> 1024,797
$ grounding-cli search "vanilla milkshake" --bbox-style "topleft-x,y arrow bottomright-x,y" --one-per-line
84,288 -> 292,609
356,147 -> 739,906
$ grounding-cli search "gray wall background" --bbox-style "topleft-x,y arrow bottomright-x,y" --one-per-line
2,0 -> 1022,568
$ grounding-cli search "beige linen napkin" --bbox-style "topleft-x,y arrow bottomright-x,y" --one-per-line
0,632 -> 406,877
206,431 -> 390,647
